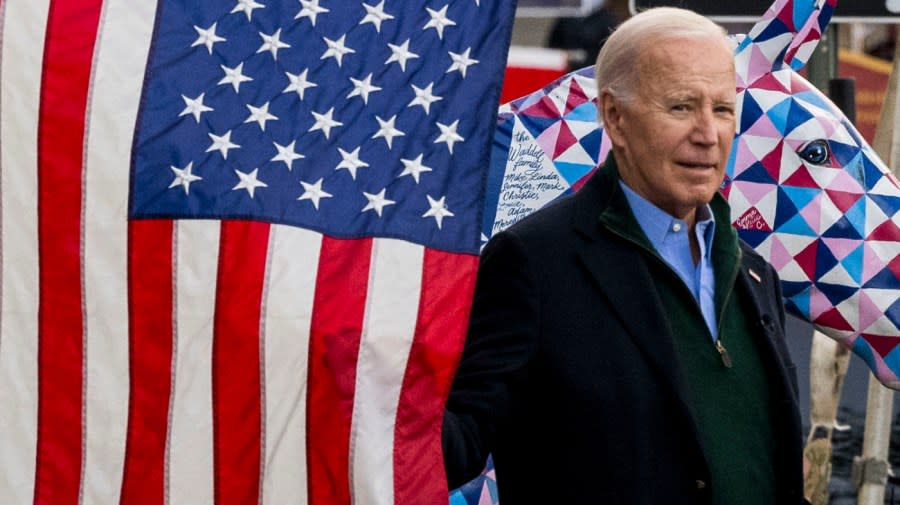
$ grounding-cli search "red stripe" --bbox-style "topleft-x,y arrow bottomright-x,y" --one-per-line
393,250 -> 478,505
120,220 -> 174,505
307,237 -> 372,505
212,221 -> 269,505
34,1 -> 103,503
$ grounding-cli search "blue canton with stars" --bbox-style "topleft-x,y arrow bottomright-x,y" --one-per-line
129,0 -> 515,254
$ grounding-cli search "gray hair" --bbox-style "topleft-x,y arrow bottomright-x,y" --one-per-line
595,7 -> 729,105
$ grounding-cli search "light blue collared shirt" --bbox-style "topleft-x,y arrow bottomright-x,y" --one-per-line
619,182 -> 719,340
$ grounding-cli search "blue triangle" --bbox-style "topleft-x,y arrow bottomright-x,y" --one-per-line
822,215 -> 863,240
784,283 -> 812,319
840,244 -> 864,285
554,161 -> 592,187
815,281 -> 857,307
563,102 -> 598,122
781,280 -> 812,299
844,197 -> 868,238
775,212 -> 817,237
736,229 -> 770,248
862,156 -> 885,191
754,17 -> 791,44
785,100 -> 815,132
869,193 -> 900,217
774,187 -> 801,229
578,129 -> 602,165
814,240 -> 840,281
886,298 -> 900,330
793,2 -> 815,35
853,336 -> 876,371
884,345 -> 900,377
830,141 -> 860,167
793,91 -> 830,111
780,185 -> 818,209
766,98 -> 792,135
862,267 -> 900,289
741,93 -> 765,133
734,161 -> 777,184
520,116 -> 560,140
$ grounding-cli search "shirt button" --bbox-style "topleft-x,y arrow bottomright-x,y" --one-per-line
695,480 -> 706,490
672,223 -> 682,232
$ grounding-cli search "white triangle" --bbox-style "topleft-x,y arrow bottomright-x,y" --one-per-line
546,79 -> 574,116
861,288 -> 900,314
807,162 -> 841,189
785,117 -> 828,141
753,33 -> 794,65
556,142 -> 595,166
869,171 -> 900,196
813,326 -> 854,343
833,296 -> 861,331
829,123 -> 856,146
862,314 -> 900,335
573,74 -> 599,100
777,259 -> 813,283
566,118 -> 601,140
726,186 -> 753,219
771,68 -> 793,91
778,149 -> 802,184
748,88 -> 790,112
742,135 -> 781,161
755,186 -> 779,230
771,231 -> 817,256
865,239 -> 900,265
864,198 -> 890,238
819,263 -> 859,289
817,192 -> 844,233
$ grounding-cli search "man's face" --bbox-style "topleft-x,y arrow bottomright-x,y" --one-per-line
601,36 -> 736,222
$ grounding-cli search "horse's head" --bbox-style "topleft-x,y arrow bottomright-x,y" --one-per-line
487,0 -> 900,388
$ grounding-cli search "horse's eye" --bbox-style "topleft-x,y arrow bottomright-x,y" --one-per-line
798,140 -> 830,165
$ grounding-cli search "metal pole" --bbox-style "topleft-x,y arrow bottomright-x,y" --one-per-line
855,35 -> 900,505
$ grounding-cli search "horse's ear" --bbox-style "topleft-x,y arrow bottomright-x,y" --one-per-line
735,0 -> 836,87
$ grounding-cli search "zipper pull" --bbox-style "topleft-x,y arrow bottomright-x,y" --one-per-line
715,339 -> 732,368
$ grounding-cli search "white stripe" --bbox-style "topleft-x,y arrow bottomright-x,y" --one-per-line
260,225 -> 320,505
168,220 -> 219,505
506,45 -> 568,70
0,0 -> 50,503
350,239 -> 423,505
81,1 -> 158,503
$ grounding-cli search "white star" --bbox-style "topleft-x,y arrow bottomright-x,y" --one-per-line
398,154 -> 433,184
169,162 -> 202,194
309,107 -> 343,139
447,48 -> 479,78
434,119 -> 464,154
244,102 -> 278,131
296,0 -> 329,25
321,34 -> 355,67
191,23 -> 226,54
257,29 -> 291,60
422,194 -> 454,229
298,178 -> 332,209
385,39 -> 419,72
423,5 -> 456,40
179,93 -> 214,122
408,82 -> 442,115
218,62 -> 253,93
372,115 -> 405,149
271,140 -> 305,170
232,168 -> 267,198
362,188 -> 396,217
347,73 -> 382,104
283,69 -> 317,99
206,130 -> 240,159
335,146 -> 369,179
231,0 -> 265,20
359,0 -> 394,32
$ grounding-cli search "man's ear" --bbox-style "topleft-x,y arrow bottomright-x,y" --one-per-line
599,90 -> 625,148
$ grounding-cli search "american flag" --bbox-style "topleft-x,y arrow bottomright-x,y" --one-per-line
0,1 -> 514,504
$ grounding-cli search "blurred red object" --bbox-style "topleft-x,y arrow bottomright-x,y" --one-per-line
501,46 -> 569,103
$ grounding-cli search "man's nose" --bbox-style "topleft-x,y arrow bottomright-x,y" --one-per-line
690,109 -> 718,146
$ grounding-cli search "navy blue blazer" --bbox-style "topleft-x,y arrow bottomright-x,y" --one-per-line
443,164 -> 805,504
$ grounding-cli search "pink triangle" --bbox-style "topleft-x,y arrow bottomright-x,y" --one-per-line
862,243 -> 884,285
809,284 -> 833,320
552,121 -> 578,159
821,238 -> 862,261
535,120 -> 562,158
565,79 -> 589,113
747,45 -> 776,86
859,290 -> 883,334
745,113 -> 782,138
799,193 -> 822,234
751,72 -> 791,93
768,234 -> 795,271
731,138 -> 758,176
733,181 -> 775,206
826,170 -> 865,195
478,483 -> 494,505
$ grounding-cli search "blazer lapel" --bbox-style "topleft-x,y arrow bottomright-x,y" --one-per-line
571,170 -> 703,443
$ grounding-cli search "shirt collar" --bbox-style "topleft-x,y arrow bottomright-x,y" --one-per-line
618,180 -> 716,251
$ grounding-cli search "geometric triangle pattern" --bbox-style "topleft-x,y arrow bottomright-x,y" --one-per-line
449,456 -> 499,505
486,0 -> 900,392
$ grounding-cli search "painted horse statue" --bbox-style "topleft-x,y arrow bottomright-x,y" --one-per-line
452,0 -> 900,502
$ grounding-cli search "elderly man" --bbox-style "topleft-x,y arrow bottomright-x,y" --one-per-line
442,7 -> 805,505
